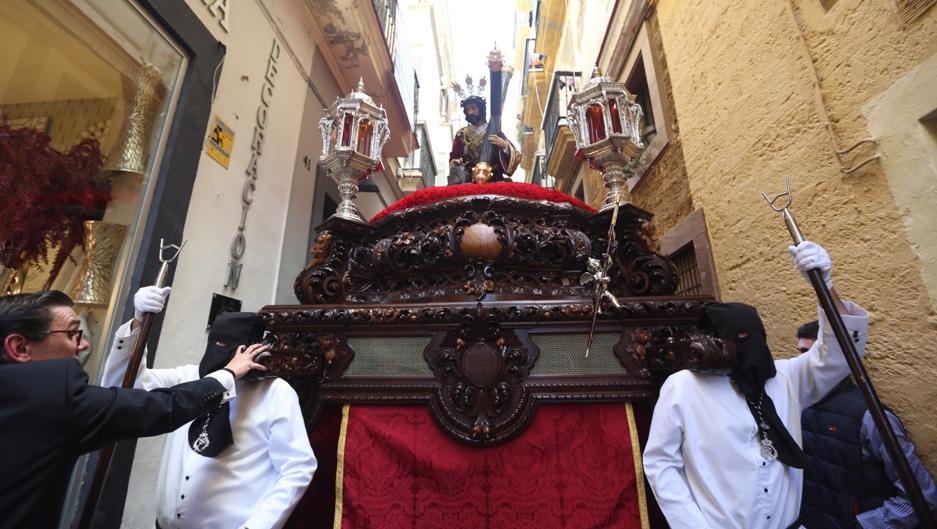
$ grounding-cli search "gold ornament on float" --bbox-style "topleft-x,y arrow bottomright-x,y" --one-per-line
102,62 -> 166,176
67,221 -> 128,306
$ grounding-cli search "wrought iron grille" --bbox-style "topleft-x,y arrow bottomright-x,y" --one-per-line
671,243 -> 703,296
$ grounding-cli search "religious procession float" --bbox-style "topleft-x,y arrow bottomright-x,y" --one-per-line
260,49 -> 730,529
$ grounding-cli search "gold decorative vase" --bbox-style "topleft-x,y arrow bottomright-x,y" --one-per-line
67,221 -> 128,306
102,62 -> 165,176
0,266 -> 26,296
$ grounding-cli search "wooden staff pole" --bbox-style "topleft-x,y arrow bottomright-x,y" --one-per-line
765,183 -> 934,528
76,240 -> 183,529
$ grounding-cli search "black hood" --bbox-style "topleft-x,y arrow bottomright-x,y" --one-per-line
702,302 -> 776,397
199,312 -> 265,377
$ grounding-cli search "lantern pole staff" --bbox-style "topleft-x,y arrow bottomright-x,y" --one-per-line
763,179 -> 934,529
77,238 -> 186,529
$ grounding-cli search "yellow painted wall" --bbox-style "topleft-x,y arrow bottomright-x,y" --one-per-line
628,14 -> 694,236
654,0 -> 937,467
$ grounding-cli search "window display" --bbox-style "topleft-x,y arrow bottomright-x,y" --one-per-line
0,0 -> 185,380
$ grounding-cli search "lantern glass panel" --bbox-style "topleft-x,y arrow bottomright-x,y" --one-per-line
328,121 -> 338,154
341,112 -> 354,147
608,97 -> 623,134
356,118 -> 374,157
586,103 -> 606,143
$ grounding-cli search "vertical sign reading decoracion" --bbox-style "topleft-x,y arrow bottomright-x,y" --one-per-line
225,39 -> 280,290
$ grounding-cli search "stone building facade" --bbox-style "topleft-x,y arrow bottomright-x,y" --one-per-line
517,0 -> 937,468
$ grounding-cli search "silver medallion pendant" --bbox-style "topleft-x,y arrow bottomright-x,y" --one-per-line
193,431 -> 211,453
760,438 -> 778,461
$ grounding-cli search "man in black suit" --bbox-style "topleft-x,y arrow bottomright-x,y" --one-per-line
0,290 -> 267,529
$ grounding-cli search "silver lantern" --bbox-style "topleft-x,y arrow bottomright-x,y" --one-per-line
566,68 -> 644,211
318,79 -> 390,223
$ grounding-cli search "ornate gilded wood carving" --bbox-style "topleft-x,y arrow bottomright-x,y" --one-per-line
267,194 -> 721,445
422,305 -> 539,444
293,196 -> 678,304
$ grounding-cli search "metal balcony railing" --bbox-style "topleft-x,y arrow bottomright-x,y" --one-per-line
417,124 -> 436,188
541,71 -> 581,166
372,0 -> 399,55
521,38 -> 541,97
402,123 -> 437,188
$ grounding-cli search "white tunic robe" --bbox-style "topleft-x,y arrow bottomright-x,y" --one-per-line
102,321 -> 317,529
643,301 -> 869,529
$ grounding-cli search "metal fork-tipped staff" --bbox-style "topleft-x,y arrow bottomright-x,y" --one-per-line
583,202 -> 622,357
764,179 -> 934,529
77,238 -> 186,529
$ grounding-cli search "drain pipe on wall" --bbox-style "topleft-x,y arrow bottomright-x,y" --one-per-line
783,0 -> 881,174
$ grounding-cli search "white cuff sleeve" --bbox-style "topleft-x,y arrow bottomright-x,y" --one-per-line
206,370 -> 237,403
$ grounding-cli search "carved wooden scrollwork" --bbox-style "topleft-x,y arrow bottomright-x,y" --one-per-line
272,192 -> 717,446
294,219 -> 372,304
265,331 -> 355,382
423,305 -> 540,445
262,299 -> 706,327
260,297 -> 715,446
617,325 -> 735,375
293,196 -> 679,304
608,217 -> 678,297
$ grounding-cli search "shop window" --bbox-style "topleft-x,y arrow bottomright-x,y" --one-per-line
0,1 -> 186,379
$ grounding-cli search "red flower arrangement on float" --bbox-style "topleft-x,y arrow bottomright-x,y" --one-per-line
369,182 -> 596,223
0,116 -> 111,288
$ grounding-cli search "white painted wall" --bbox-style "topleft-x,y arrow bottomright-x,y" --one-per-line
118,1 -> 329,525
555,0 -> 617,74
404,0 -> 457,187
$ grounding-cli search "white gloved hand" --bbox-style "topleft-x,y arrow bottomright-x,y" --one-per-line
788,240 -> 832,289
133,286 -> 172,321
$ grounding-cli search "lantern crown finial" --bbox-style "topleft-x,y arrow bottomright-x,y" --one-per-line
347,78 -> 374,104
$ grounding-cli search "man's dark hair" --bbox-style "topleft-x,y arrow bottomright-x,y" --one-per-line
797,320 -> 819,341
461,95 -> 487,122
0,291 -> 74,363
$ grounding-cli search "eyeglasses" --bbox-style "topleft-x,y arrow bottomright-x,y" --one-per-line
47,329 -> 83,345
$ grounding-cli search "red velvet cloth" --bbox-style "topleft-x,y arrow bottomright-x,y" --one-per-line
285,404 -> 344,529
335,404 -> 647,529
370,182 -> 597,223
